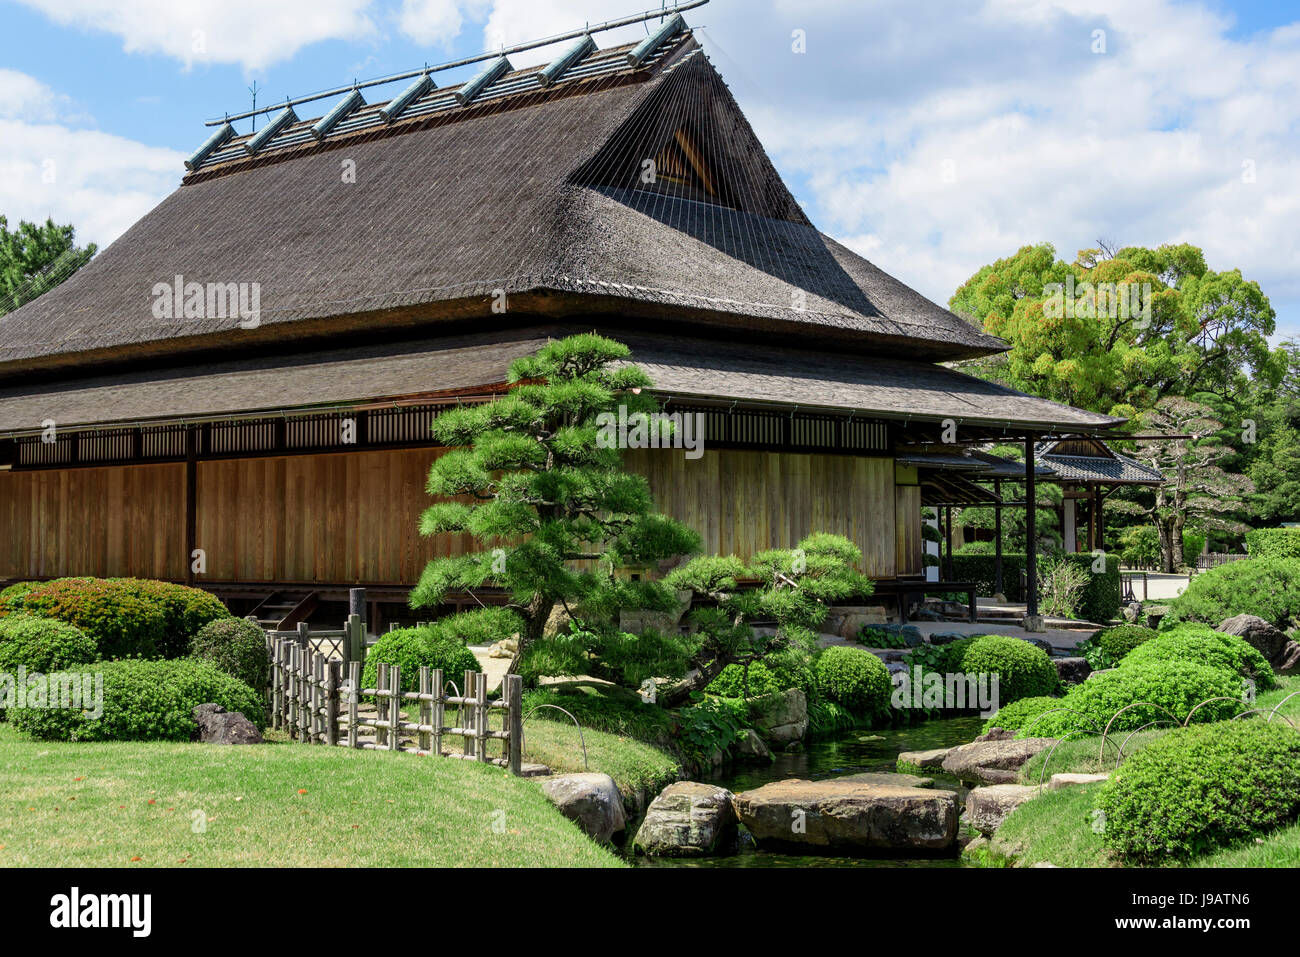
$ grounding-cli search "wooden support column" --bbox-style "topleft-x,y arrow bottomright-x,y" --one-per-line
993,479 -> 1004,599
1024,435 -> 1039,621
184,425 -> 198,585
944,505 -> 954,581
1096,486 -> 1105,553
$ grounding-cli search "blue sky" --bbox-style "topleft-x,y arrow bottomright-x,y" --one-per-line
3,0 -> 1300,341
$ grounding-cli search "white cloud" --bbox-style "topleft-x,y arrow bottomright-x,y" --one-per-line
15,0 -> 378,71
399,0 -> 488,49
0,72 -> 181,248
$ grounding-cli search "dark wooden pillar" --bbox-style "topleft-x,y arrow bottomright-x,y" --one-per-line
1024,435 -> 1038,619
185,425 -> 198,585
944,505 -> 954,580
993,478 -> 1004,598
1095,486 -> 1105,553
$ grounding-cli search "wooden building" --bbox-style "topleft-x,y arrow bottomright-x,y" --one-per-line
0,14 -> 1125,621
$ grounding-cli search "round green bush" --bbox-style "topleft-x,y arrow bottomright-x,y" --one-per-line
1162,557 -> 1300,630
0,581 -> 40,615
0,615 -> 98,673
14,578 -> 167,660
813,646 -> 891,715
708,661 -> 780,698
1122,625 -> 1276,690
110,579 -> 231,657
189,618 -> 268,694
1093,624 -> 1157,664
981,695 -> 1063,735
1096,720 -> 1300,862
956,635 -> 1059,704
362,627 -> 480,696
9,658 -> 264,742
1030,660 -> 1243,738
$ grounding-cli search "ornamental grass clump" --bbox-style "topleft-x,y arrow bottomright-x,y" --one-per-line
1096,720 -> 1300,862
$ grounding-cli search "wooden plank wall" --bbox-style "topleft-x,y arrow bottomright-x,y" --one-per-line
0,463 -> 186,580
894,485 -> 922,576
196,449 -> 474,583
0,448 -> 904,584
627,449 -> 897,578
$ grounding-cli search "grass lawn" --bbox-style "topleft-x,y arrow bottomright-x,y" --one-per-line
0,724 -> 622,868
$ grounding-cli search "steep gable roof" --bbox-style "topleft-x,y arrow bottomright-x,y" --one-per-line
0,28 -> 1005,378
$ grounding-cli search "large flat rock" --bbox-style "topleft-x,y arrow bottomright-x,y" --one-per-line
941,738 -> 1055,785
897,747 -> 952,771
837,771 -> 934,788
734,778 -> 958,851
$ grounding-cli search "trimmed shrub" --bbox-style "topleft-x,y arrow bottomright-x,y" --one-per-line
956,635 -> 1059,704
813,646 -> 891,716
1097,720 -> 1300,861
362,626 -> 480,696
1029,661 -> 1242,738
0,581 -> 40,615
981,695 -> 1063,735
950,553 -> 1121,623
1091,624 -> 1157,666
522,682 -> 675,742
9,658 -> 264,742
1122,624 -> 1275,690
1162,557 -> 1300,630
0,615 -> 98,673
15,578 -> 167,660
110,579 -> 231,657
708,661 -> 780,698
189,617 -> 269,694
1245,527 -> 1300,560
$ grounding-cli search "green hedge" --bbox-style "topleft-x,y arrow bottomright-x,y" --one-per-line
10,658 -> 264,742
981,695 -> 1063,735
948,552 -> 1121,622
1245,527 -> 1300,560
0,615 -> 98,673
109,579 -> 231,657
1162,557 -> 1300,630
12,578 -> 167,660
957,635 -> 1059,704
1097,720 -> 1300,861
1079,624 -> 1157,669
1028,660 -> 1242,738
813,646 -> 891,716
362,626 -> 480,696
189,617 -> 269,694
1123,624 -> 1276,691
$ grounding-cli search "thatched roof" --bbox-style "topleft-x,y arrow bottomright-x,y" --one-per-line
0,29 -> 1006,379
0,326 -> 1121,436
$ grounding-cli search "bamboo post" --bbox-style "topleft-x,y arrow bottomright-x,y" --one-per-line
271,641 -> 283,731
506,674 -> 523,776
376,663 -> 389,750
431,668 -> 443,757
287,644 -> 298,737
347,661 -> 360,749
297,620 -> 310,651
390,664 -> 402,750
475,672 -> 489,764
312,652 -> 324,743
325,660 -> 340,746
462,668 -> 476,760
418,666 -> 431,753
298,647 -> 311,744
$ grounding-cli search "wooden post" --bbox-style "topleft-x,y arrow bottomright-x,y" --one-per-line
376,663 -> 389,750
347,661 -> 360,749
271,641 -> 283,731
299,648 -> 311,744
325,660 -> 340,746
431,668 -> 444,757
390,664 -> 402,750
944,505 -> 953,581
506,674 -> 523,776
463,668 -> 476,760
297,620 -> 310,652
346,614 -> 364,665
313,652 -> 324,743
993,478 -> 1004,599
287,644 -> 298,737
418,667 -> 432,753
475,672 -> 489,763
1025,434 -> 1039,620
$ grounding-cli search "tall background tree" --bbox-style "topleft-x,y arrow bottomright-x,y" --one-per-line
0,216 -> 96,316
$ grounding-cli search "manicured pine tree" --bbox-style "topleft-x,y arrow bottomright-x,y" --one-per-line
410,333 -> 701,676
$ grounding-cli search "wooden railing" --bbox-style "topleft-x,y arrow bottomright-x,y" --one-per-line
267,633 -> 524,775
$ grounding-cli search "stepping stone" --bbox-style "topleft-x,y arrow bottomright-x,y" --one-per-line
836,771 -> 934,789
1048,773 -> 1110,790
897,747 -> 952,771
965,784 -> 1039,836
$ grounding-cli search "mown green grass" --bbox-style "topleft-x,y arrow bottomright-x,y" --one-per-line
0,724 -> 622,868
